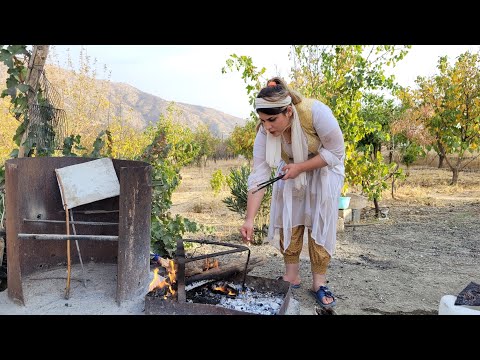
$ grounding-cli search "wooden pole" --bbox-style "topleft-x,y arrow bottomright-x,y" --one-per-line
56,171 -> 71,299
18,45 -> 50,158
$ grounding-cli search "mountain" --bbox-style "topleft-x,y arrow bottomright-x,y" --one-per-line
106,81 -> 247,137
1,64 -> 248,138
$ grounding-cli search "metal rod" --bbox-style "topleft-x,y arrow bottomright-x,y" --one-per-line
24,219 -> 118,226
181,239 -> 251,290
59,210 -> 119,214
70,210 -> 87,288
252,174 -> 285,194
242,249 -> 251,291
18,233 -> 118,241
184,249 -> 248,263
255,173 -> 285,187
184,239 -> 250,250
176,239 -> 186,303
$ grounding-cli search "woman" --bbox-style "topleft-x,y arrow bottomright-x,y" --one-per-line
240,77 -> 345,308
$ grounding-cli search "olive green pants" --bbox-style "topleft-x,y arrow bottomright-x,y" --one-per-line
279,225 -> 330,275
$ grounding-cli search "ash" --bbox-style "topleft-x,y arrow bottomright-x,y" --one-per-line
218,284 -> 284,315
185,280 -> 212,291
187,280 -> 284,315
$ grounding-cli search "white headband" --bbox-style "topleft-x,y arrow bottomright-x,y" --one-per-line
255,96 -> 292,109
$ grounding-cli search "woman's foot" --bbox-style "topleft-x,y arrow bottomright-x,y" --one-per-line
310,285 -> 336,308
279,275 -> 301,287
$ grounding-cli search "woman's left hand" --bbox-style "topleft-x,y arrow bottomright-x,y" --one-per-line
281,163 -> 302,180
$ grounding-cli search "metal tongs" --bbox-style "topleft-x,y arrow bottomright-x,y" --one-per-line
252,173 -> 285,194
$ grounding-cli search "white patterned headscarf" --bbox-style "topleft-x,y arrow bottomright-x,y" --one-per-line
255,96 -> 307,190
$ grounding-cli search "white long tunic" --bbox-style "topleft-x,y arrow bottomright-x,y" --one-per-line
247,100 -> 345,256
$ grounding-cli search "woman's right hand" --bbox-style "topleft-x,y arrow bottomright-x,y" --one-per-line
240,219 -> 254,244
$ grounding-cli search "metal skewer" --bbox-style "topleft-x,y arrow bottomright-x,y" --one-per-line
252,174 -> 285,194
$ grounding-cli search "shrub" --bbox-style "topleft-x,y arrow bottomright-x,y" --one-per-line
222,165 -> 273,244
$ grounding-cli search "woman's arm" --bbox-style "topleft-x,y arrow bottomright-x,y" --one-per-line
241,187 -> 267,242
281,154 -> 327,180
282,101 -> 344,180
241,129 -> 271,243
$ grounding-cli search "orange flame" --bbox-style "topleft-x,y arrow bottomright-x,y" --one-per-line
213,284 -> 237,297
167,259 -> 177,285
148,260 -> 177,298
148,268 -> 167,292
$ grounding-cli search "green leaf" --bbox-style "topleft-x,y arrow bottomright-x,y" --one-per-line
0,48 -> 11,61
17,84 -> 30,93
7,45 -> 29,56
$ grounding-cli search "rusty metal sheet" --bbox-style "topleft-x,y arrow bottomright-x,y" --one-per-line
116,164 -> 152,305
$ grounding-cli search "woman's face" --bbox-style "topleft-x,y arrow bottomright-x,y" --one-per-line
258,106 -> 292,136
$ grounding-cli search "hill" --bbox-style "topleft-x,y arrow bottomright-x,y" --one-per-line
1,64 -> 248,138
106,81 -> 247,137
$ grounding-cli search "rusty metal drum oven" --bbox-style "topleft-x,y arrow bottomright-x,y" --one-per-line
5,157 -> 152,306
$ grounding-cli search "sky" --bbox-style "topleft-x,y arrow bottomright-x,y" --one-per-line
49,45 -> 480,120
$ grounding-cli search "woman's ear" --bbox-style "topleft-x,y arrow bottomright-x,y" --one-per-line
287,105 -> 293,117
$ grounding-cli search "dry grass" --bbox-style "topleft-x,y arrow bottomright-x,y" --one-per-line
386,164 -> 480,207
172,158 -> 480,240
171,159 -> 250,241
421,150 -> 480,169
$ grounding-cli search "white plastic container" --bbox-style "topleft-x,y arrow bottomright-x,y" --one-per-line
438,295 -> 480,315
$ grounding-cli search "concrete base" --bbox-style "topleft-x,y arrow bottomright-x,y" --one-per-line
352,209 -> 361,223
339,209 -> 352,223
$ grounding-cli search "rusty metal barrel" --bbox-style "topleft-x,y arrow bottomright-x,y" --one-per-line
5,157 -> 152,305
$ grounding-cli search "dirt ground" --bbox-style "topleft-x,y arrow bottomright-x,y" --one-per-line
1,158 -> 478,315
170,159 -> 480,315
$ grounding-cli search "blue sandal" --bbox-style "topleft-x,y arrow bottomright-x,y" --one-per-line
310,285 -> 337,308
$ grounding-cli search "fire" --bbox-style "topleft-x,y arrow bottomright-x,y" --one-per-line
148,268 -> 165,292
166,259 -> 177,284
148,260 -> 177,298
212,283 -> 238,297
203,258 -> 219,271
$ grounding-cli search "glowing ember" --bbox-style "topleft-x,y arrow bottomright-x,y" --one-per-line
211,282 -> 238,298
203,258 -> 219,271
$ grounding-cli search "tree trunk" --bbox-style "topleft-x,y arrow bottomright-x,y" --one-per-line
438,154 -> 445,168
373,198 -> 380,218
18,45 -> 50,158
436,140 -> 446,169
391,176 -> 396,199
451,168 -> 459,185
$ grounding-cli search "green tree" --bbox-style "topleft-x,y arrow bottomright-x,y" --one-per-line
290,45 -> 410,199
45,47 -> 114,150
409,51 -> 480,184
193,124 -> 218,168
227,118 -> 257,162
141,106 -> 208,257
355,93 -> 405,212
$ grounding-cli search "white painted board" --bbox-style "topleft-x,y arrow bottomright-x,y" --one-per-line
55,158 -> 120,209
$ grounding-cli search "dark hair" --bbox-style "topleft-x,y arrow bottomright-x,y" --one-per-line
255,77 -> 303,132
255,76 -> 302,116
